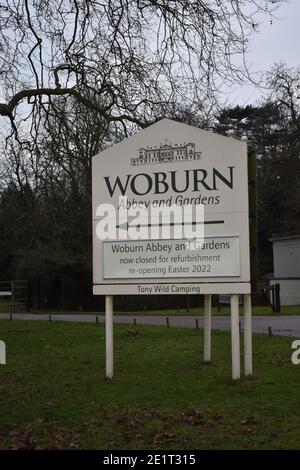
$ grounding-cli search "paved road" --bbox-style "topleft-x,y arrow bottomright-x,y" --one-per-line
1,312 -> 300,337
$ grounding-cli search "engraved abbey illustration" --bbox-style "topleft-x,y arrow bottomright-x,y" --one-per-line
131,142 -> 202,166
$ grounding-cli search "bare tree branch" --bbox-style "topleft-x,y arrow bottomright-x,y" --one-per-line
0,0 -> 284,143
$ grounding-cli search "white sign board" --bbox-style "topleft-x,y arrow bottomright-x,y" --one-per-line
103,237 -> 240,279
92,119 -> 250,295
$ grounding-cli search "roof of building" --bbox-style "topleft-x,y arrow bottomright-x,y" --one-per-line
270,234 -> 300,242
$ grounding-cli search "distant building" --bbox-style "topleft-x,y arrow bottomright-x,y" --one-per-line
131,142 -> 202,166
270,234 -> 300,305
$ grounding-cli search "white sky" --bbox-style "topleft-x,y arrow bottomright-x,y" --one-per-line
224,0 -> 300,106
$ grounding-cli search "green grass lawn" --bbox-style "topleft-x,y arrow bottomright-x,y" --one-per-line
0,300 -> 12,313
0,300 -> 24,313
0,320 -> 300,450
1,298 -> 300,315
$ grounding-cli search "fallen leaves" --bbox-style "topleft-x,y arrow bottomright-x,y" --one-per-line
3,426 -> 81,450
9,430 -> 37,450
152,430 -> 183,445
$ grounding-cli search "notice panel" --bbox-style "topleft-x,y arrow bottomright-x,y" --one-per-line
93,118 -> 251,294
103,236 -> 240,279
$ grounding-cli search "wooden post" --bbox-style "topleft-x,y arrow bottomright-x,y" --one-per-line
274,283 -> 281,313
105,295 -> 113,379
11,281 -> 15,315
204,294 -> 212,362
268,326 -> 272,336
244,293 -> 253,376
230,294 -> 240,380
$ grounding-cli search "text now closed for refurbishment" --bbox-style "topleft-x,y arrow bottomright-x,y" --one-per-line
103,237 -> 240,279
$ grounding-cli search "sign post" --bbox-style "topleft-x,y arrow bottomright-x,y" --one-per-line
203,294 -> 212,362
244,293 -> 253,376
105,295 -> 114,379
230,294 -> 241,380
92,118 -> 252,380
